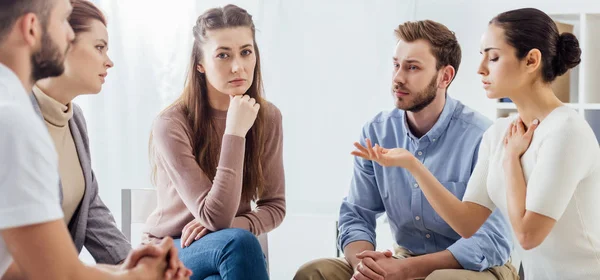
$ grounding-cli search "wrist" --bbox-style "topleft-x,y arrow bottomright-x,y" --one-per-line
503,153 -> 520,166
405,155 -> 421,173
224,128 -> 245,138
394,258 -> 414,279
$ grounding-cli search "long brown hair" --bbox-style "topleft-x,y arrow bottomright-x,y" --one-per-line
151,4 -> 266,201
69,0 -> 107,37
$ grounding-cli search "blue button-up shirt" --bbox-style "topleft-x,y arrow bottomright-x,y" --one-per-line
338,96 -> 512,271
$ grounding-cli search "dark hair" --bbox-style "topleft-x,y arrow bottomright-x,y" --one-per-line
151,4 -> 266,201
0,0 -> 53,42
69,0 -> 106,38
394,20 -> 462,84
490,8 -> 581,82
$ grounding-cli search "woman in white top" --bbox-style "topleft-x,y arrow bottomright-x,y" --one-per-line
352,8 -> 600,280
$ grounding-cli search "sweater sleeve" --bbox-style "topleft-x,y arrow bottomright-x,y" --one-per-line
231,106 -> 286,235
152,116 -> 245,231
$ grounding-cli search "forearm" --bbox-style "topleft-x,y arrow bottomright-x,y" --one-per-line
401,250 -> 461,280
503,155 -> 550,250
343,241 -> 375,270
408,161 -> 484,237
95,264 -> 122,273
503,156 -> 527,235
75,264 -> 134,280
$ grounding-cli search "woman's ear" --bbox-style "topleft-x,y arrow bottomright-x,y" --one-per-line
524,48 -> 542,74
197,64 -> 205,73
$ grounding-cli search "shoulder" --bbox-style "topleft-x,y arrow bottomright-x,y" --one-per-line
0,103 -> 46,141
261,100 -> 282,124
0,102 -> 56,163
540,107 -> 597,148
70,102 -> 88,131
451,100 -> 493,135
153,104 -> 189,131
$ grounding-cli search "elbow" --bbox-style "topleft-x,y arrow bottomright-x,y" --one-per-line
197,211 -> 235,232
456,225 -> 478,239
517,232 -> 543,250
458,230 -> 475,239
202,219 -> 233,232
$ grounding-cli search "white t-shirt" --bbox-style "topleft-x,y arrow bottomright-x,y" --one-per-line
464,106 -> 600,280
0,63 -> 63,277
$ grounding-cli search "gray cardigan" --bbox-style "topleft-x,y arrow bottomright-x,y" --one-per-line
31,95 -> 131,264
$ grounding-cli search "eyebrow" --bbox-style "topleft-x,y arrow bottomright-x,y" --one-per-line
392,57 -> 422,64
481,47 -> 500,53
216,44 -> 253,51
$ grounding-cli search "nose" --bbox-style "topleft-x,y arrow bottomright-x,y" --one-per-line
477,58 -> 488,77
105,56 -> 114,69
393,68 -> 406,85
67,24 -> 75,43
231,57 -> 242,74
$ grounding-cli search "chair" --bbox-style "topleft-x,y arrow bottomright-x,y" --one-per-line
121,188 -> 270,268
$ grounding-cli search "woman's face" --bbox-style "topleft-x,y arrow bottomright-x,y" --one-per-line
478,24 -> 529,100
62,19 -> 113,94
198,27 -> 256,97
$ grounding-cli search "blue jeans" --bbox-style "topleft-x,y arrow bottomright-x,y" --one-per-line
173,228 -> 269,280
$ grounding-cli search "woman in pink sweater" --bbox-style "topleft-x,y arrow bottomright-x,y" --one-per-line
143,4 -> 286,280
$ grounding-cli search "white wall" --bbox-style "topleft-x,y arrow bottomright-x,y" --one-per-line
76,0 -> 600,278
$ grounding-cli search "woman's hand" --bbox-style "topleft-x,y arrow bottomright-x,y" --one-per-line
351,138 -> 418,169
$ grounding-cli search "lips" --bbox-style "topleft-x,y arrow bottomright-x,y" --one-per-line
395,91 -> 409,97
229,79 -> 246,86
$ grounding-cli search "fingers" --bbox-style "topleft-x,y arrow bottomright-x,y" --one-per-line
525,119 -> 539,137
366,139 -> 374,158
241,94 -> 251,101
516,119 -> 525,135
362,257 -> 387,278
195,228 -> 209,240
159,237 -> 174,253
511,121 -> 517,136
353,142 -> 370,154
167,243 -> 179,273
184,227 -> 201,247
122,244 -> 164,269
355,250 -> 393,260
354,259 -> 384,280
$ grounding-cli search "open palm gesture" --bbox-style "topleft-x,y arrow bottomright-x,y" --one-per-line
351,138 -> 416,169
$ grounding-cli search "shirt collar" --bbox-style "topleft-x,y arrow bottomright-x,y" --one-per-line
401,95 -> 457,143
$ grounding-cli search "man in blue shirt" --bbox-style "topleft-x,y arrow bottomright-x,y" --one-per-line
295,20 -> 517,280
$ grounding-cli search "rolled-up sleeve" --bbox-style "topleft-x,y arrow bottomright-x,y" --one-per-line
338,126 -> 385,251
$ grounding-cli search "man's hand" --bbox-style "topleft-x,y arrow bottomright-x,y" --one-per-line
122,237 -> 192,279
353,250 -> 411,280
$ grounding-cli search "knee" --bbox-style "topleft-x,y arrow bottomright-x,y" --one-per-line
220,228 -> 261,251
294,259 -> 331,280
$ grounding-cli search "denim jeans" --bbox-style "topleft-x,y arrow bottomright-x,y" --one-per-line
173,228 -> 269,280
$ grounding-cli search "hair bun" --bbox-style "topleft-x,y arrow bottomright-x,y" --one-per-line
553,33 -> 582,77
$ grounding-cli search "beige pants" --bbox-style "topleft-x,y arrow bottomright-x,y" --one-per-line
294,247 -> 519,280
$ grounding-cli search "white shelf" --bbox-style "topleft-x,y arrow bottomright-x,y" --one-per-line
581,103 -> 600,110
495,102 -> 580,109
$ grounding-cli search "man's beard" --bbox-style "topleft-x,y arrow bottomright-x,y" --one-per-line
31,30 -> 68,82
393,74 -> 438,113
